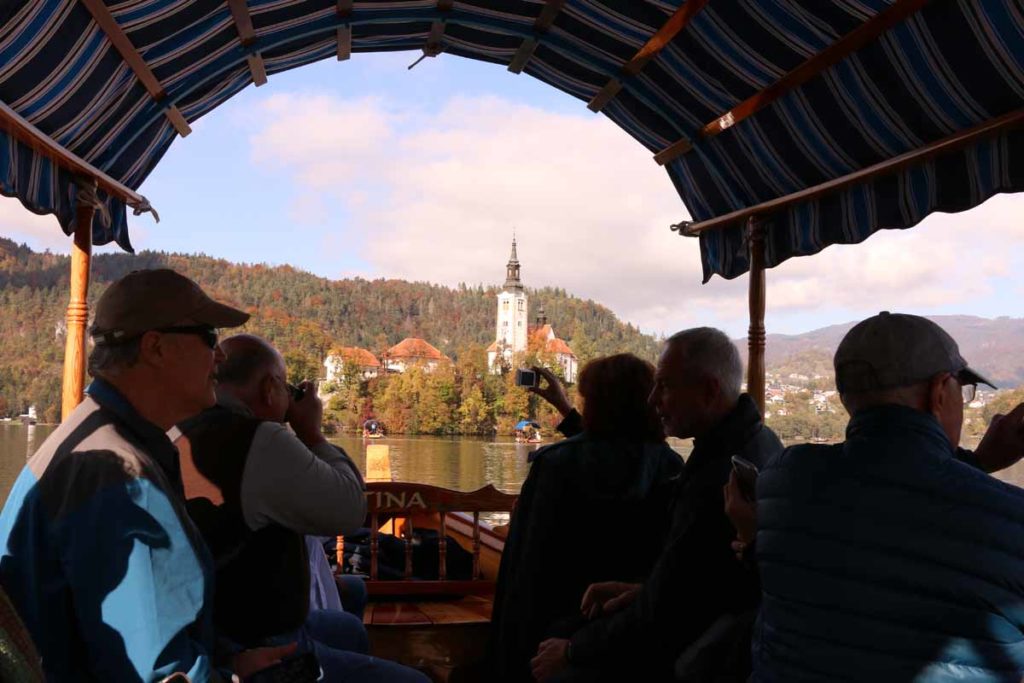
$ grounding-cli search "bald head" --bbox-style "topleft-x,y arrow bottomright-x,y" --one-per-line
217,334 -> 282,388
216,334 -> 290,421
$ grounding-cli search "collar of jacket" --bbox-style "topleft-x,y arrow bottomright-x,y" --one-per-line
216,390 -> 255,418
689,393 -> 764,471
85,377 -> 186,494
845,403 -> 956,457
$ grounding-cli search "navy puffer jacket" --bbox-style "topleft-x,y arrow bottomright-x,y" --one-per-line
754,404 -> 1024,682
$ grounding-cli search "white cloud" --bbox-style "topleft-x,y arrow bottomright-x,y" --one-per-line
0,196 -> 156,255
246,91 -> 1024,336
0,196 -> 70,251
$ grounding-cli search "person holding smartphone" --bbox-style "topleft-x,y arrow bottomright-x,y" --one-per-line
491,354 -> 684,682
724,458 -> 758,563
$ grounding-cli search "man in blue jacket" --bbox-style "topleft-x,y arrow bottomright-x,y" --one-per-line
0,269 -> 289,680
754,312 -> 1024,682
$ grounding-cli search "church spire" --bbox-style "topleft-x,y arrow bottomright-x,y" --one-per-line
504,234 -> 522,290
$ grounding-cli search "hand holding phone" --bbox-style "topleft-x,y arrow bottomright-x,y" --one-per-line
730,455 -> 759,501
515,368 -> 538,388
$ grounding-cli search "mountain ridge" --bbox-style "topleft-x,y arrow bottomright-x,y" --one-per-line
2,237 -> 1021,422
737,314 -> 1024,388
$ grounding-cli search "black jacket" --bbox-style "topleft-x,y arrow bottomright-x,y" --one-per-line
566,395 -> 783,681
490,429 -> 684,682
179,406 -> 310,645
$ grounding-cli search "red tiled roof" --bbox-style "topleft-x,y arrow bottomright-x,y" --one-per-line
530,324 -> 553,342
486,340 -> 499,353
386,337 -> 447,361
330,346 -> 380,367
546,338 -> 575,356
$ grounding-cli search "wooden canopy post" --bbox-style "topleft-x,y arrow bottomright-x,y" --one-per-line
61,179 -> 96,421
747,217 -> 766,416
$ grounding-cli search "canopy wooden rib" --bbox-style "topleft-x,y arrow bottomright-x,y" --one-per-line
0,100 -> 149,209
336,0 -> 352,60
79,0 -> 192,137
654,0 -> 932,166
588,0 -> 710,113
678,107 -> 1024,237
418,0 -> 453,59
227,0 -> 268,86
508,0 -> 565,74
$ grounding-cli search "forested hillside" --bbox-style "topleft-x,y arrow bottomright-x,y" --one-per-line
0,237 -> 659,424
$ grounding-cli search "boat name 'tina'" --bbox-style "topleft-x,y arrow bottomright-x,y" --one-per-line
365,490 -> 428,510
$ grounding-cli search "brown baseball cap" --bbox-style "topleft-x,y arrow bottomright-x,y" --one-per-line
90,269 -> 249,344
834,312 -> 995,394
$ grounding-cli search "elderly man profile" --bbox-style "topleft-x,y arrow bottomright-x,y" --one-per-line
0,269 -> 291,680
175,334 -> 429,683
753,312 -> 1024,682
528,327 -> 784,682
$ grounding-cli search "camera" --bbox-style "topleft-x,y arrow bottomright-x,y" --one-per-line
515,368 -> 538,388
287,382 -> 305,401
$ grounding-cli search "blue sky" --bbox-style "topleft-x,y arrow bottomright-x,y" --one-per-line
3,51 -> 1022,339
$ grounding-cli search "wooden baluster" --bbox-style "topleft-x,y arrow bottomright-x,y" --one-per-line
472,511 -> 481,580
438,511 -> 447,580
336,535 -> 345,575
747,217 -> 767,416
370,512 -> 379,581
404,516 -> 413,579
61,178 -> 96,421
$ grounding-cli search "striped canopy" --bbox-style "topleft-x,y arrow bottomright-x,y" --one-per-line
0,0 -> 1021,280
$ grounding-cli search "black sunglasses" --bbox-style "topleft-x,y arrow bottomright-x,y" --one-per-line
154,325 -> 219,349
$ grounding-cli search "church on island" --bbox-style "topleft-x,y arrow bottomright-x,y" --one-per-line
322,237 -> 576,384
486,238 -> 577,383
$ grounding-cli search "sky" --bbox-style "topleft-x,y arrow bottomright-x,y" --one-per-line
2,51 -> 1022,339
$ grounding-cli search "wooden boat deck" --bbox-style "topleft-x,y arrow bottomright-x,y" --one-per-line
365,597 -> 494,682
365,595 -> 493,627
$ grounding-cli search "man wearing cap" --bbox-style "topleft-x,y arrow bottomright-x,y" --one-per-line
0,269 -> 286,680
753,312 -> 1024,681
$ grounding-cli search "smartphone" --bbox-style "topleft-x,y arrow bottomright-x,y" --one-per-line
243,651 -> 321,683
287,382 -> 305,401
730,455 -> 759,501
515,368 -> 538,388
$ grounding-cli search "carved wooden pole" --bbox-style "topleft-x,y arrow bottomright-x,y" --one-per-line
60,179 -> 96,421
747,217 -> 766,416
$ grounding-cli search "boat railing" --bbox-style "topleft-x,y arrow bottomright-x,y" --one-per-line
338,482 -> 517,597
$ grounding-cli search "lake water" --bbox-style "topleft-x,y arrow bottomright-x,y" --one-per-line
2,423 -> 1022,513
0,423 -> 545,509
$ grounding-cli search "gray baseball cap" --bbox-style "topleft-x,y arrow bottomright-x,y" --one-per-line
834,312 -> 996,394
90,269 -> 249,344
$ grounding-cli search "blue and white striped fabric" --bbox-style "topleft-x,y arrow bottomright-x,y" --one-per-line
0,0 -> 1021,279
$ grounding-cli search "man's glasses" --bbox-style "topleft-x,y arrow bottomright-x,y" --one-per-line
154,326 -> 219,349
961,381 -> 977,404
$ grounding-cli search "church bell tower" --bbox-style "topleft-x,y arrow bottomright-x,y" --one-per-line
494,236 -> 529,368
